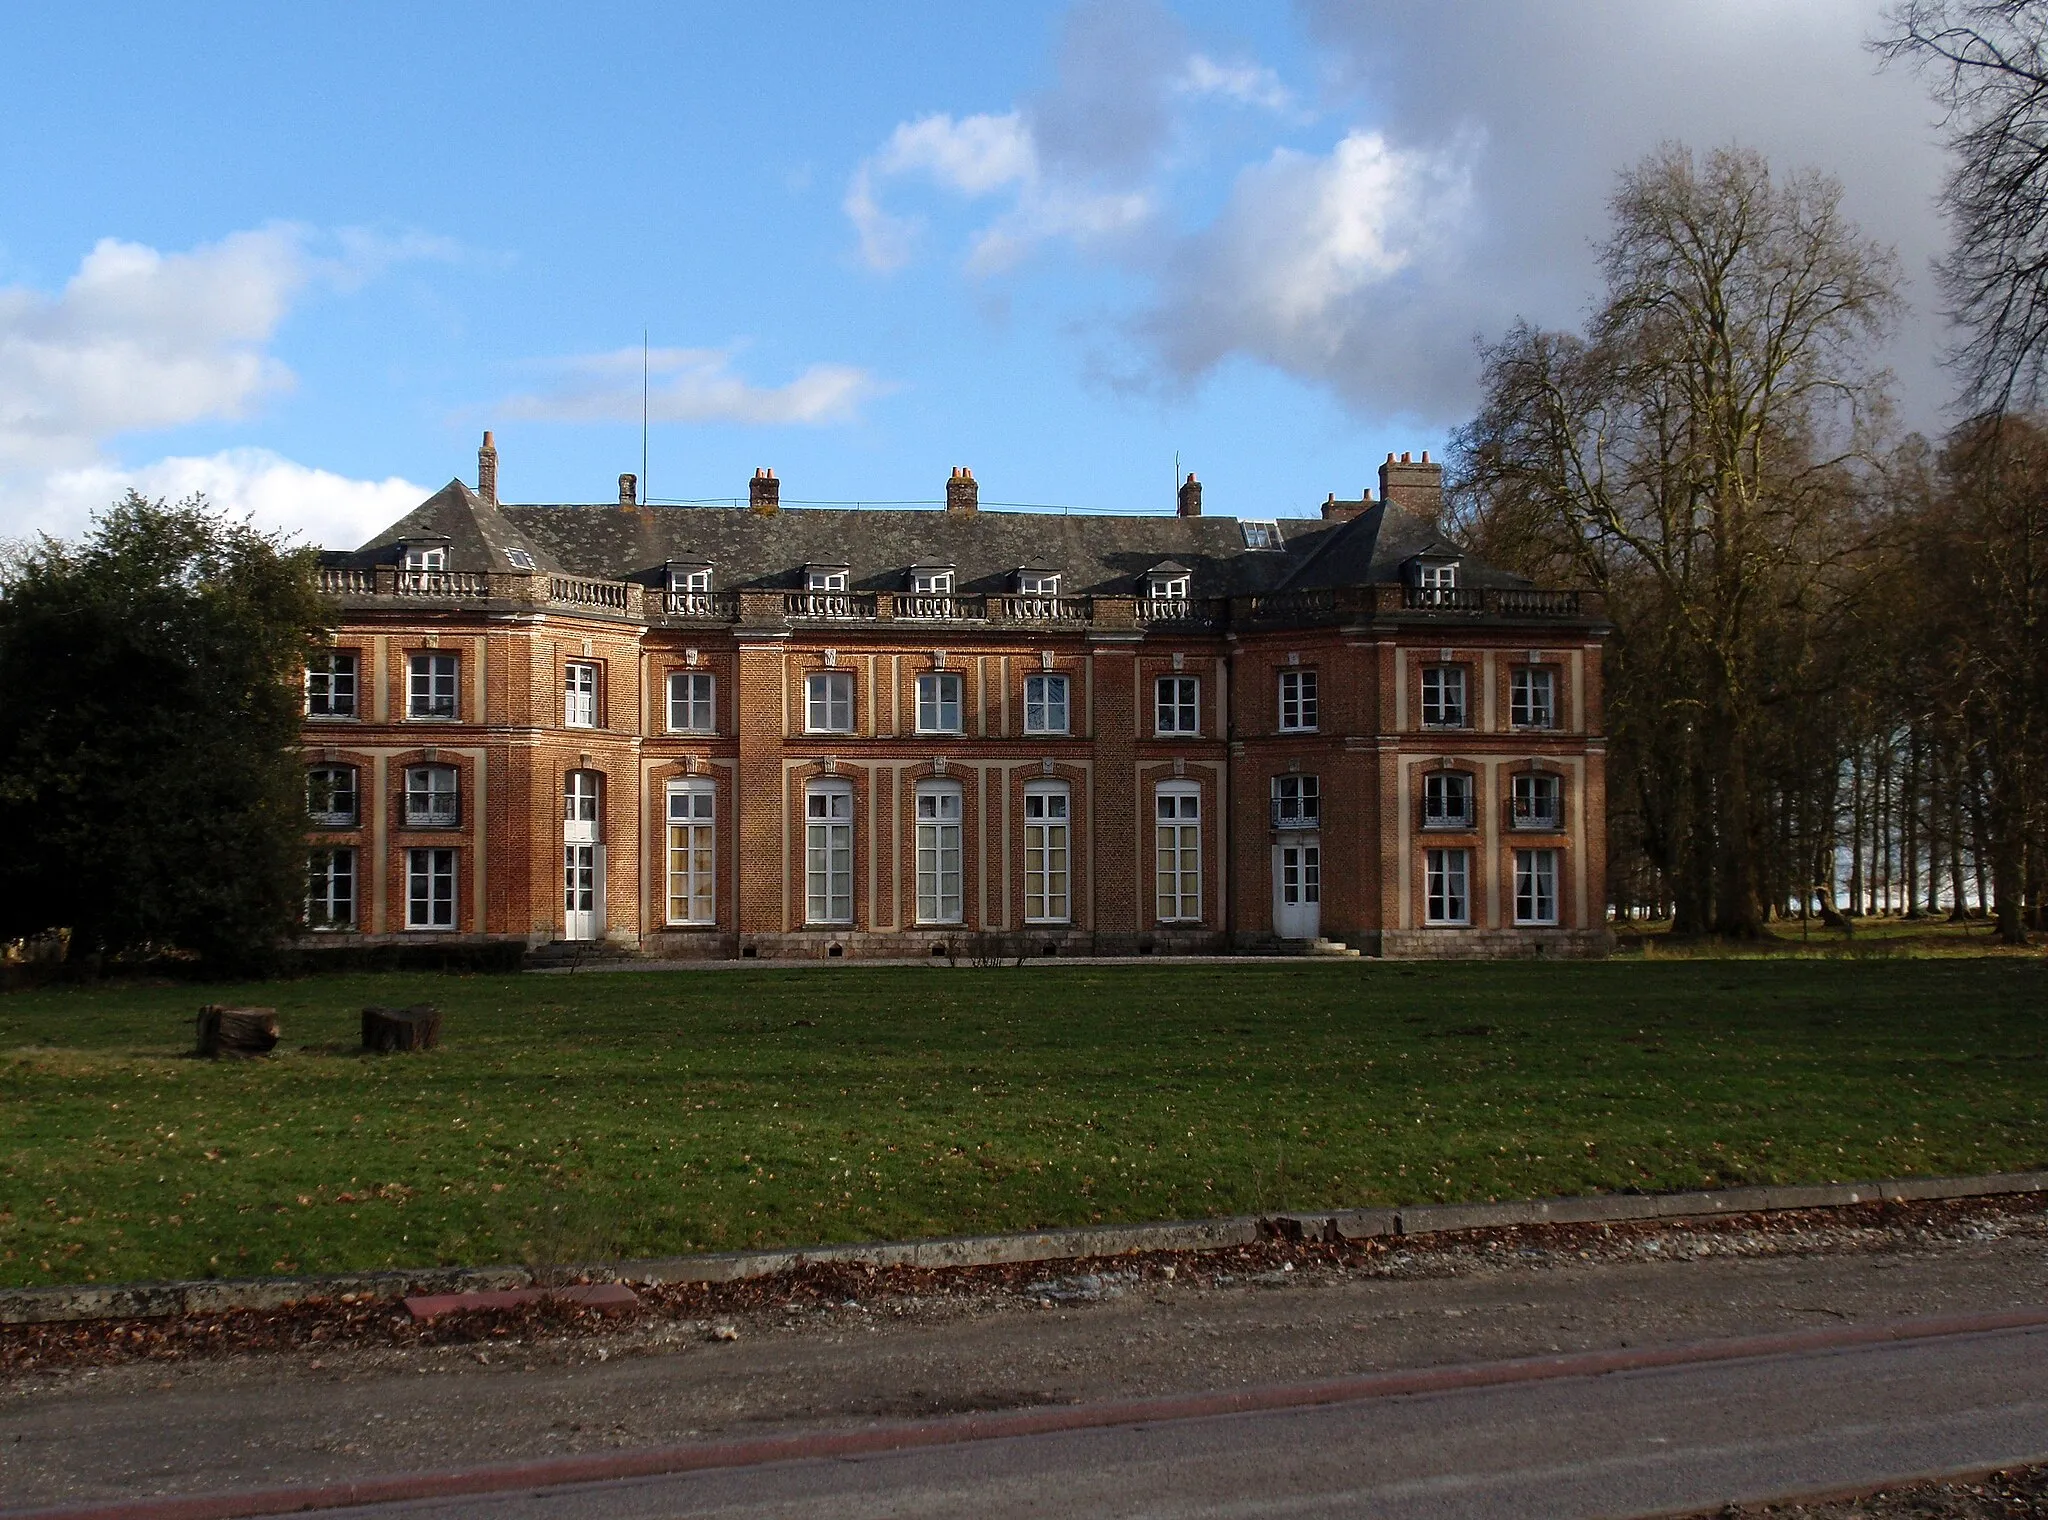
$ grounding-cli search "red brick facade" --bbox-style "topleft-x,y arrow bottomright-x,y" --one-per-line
299,451 -> 1611,958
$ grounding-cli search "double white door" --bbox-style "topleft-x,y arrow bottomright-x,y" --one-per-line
1273,839 -> 1321,940
564,772 -> 604,941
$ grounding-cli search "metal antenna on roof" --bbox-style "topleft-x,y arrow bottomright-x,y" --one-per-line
642,329 -> 650,505
1173,450 -> 1180,517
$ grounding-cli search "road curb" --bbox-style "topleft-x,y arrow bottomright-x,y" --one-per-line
10,1306 -> 2048,1520
5,1169 -> 2044,1326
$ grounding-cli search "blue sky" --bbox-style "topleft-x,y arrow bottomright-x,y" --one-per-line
0,2 -> 1951,549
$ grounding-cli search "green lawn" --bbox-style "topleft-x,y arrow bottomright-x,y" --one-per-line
2,959 -> 2044,1289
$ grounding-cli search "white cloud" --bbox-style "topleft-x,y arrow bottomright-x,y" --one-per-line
0,224 -> 453,549
502,346 -> 891,427
1177,54 -> 1293,113
1137,128 -> 1481,413
13,449 -> 429,552
847,109 -> 1155,274
0,229 -> 307,470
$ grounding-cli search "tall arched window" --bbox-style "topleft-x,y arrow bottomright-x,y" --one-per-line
915,781 -> 964,924
1155,782 -> 1201,923
1024,782 -> 1070,924
805,780 -> 854,925
666,779 -> 715,925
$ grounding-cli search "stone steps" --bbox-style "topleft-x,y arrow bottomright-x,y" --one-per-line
524,940 -> 643,970
1307,937 -> 1360,958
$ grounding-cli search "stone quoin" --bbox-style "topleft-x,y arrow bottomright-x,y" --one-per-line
297,438 -> 1611,959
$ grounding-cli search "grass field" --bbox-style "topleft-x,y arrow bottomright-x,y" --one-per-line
2,958 -> 2045,1290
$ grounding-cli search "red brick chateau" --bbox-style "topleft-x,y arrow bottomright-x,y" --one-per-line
299,436 -> 1611,960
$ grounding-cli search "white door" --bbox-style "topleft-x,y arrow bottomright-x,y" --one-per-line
1274,840 -> 1321,940
564,772 -> 602,940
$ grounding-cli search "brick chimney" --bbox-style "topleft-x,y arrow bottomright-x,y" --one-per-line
618,473 -> 638,510
478,431 -> 498,504
1177,472 -> 1202,518
1321,490 -> 1372,523
1378,450 -> 1444,518
749,467 -> 779,514
947,467 -> 978,515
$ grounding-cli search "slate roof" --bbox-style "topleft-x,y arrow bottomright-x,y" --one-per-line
331,483 -> 1528,596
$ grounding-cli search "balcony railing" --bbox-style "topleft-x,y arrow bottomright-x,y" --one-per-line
549,574 -> 631,611
1271,802 -> 1321,830
994,594 -> 1092,623
396,569 -> 492,597
1419,798 -> 1478,831
784,591 -> 879,620
314,567 -> 1592,632
660,589 -> 740,621
1507,796 -> 1567,831
1404,584 -> 1486,612
896,593 -> 987,622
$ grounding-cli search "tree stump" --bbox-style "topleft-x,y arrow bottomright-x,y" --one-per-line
196,1006 -> 279,1058
362,1004 -> 441,1053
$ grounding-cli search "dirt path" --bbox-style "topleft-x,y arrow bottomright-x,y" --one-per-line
5,1199 -> 2046,1510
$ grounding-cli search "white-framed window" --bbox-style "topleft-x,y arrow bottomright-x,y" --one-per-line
1156,675 -> 1199,735
671,566 -> 712,593
504,547 -> 536,571
306,653 -> 357,718
1511,771 -> 1563,829
1515,848 -> 1559,925
914,782 -> 964,924
1017,571 -> 1060,596
1511,667 -> 1556,729
1278,670 -> 1318,732
305,849 -> 355,930
912,568 -> 954,596
406,847 -> 457,930
1024,782 -> 1071,924
1425,847 -> 1470,925
666,779 -> 715,925
564,769 -> 599,826
1272,773 -> 1319,827
807,567 -> 849,592
1149,573 -> 1191,601
1415,560 -> 1458,589
1155,782 -> 1201,923
916,672 -> 963,733
805,671 -> 855,733
667,671 -> 715,733
1421,664 -> 1467,728
805,781 -> 854,925
1241,521 -> 1280,550
404,764 -> 460,827
1024,673 -> 1069,734
306,765 -> 358,827
564,661 -> 599,728
403,545 -> 448,572
1422,770 -> 1474,829
407,653 -> 458,720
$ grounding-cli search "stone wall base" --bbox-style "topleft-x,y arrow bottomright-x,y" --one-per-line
1375,927 -> 1613,960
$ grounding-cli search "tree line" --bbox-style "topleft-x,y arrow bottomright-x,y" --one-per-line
1446,5 -> 2048,944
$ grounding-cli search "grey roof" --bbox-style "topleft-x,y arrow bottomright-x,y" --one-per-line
354,480 -> 561,575
333,490 -> 1526,596
1273,502 -> 1529,593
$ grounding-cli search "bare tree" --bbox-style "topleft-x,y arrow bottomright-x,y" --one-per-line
1454,145 -> 1899,936
1878,2 -> 2048,411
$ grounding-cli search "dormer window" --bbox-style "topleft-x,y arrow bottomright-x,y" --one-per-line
1148,571 -> 1191,601
667,564 -> 713,594
807,566 -> 849,593
1240,521 -> 1281,550
1415,560 -> 1457,588
504,548 -> 535,571
911,567 -> 954,596
1016,570 -> 1061,596
403,544 -> 448,573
